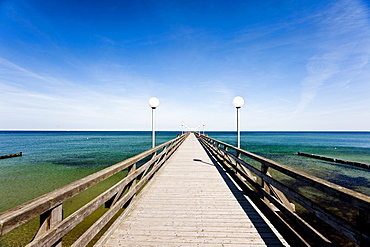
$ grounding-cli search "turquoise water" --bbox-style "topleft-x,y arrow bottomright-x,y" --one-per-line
207,131 -> 370,196
0,131 -> 178,212
0,131 -> 369,213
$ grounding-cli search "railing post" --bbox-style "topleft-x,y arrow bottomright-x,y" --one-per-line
105,163 -> 137,209
261,162 -> 270,190
34,204 -> 63,246
358,209 -> 370,237
261,162 -> 273,207
260,161 -> 295,212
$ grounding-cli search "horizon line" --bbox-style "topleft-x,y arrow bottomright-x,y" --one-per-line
0,129 -> 369,132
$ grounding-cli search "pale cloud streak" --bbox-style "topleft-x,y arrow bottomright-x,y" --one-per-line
295,53 -> 340,113
295,0 -> 370,114
0,57 -> 154,130
0,57 -> 50,83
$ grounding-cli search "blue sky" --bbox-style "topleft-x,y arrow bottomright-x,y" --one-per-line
1,0 -> 369,131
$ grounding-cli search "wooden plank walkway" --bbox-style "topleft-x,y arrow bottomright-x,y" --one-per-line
98,133 -> 290,246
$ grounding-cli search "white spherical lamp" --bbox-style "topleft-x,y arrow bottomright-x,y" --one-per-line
148,97 -> 160,109
233,96 -> 244,108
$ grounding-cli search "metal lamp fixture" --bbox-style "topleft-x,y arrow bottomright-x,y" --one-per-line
232,96 -> 244,148
148,97 -> 159,148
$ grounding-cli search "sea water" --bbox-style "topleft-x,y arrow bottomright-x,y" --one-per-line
1,130 -> 369,213
0,131 -> 178,212
208,131 -> 370,196
0,131 -> 369,246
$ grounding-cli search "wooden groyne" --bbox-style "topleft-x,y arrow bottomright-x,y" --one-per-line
0,152 -> 22,159
297,152 -> 370,169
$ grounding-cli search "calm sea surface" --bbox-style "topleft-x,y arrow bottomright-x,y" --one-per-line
1,131 -> 369,213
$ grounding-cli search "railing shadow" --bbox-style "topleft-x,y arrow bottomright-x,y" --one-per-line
199,144 -> 287,247
193,158 -> 214,166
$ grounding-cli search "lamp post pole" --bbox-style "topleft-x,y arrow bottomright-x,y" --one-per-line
233,96 -> 244,149
148,97 -> 159,149
236,107 -> 241,148
181,122 -> 184,135
202,122 -> 206,135
152,108 -> 155,148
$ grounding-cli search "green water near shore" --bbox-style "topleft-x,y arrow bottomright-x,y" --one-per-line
0,131 -> 178,212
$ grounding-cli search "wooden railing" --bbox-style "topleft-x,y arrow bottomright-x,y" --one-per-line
0,133 -> 187,246
198,134 -> 370,247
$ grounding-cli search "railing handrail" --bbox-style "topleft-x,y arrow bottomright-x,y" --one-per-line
0,133 -> 187,239
198,134 -> 370,246
200,134 -> 370,208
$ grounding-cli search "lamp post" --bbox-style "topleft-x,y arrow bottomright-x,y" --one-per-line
202,122 -> 206,135
148,97 -> 159,148
181,122 -> 184,134
232,96 -> 244,148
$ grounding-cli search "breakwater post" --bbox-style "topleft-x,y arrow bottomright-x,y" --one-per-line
297,152 -> 369,169
0,152 -> 22,159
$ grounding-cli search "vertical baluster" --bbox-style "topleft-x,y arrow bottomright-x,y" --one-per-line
105,163 -> 137,209
34,204 -> 63,246
358,209 -> 370,237
261,162 -> 271,204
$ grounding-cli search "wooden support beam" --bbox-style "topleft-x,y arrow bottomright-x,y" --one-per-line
33,204 -> 63,247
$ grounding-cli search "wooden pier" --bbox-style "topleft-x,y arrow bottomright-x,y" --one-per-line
97,134 -> 289,246
0,133 -> 369,246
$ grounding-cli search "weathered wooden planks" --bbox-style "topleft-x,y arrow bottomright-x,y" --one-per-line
99,134 -> 289,246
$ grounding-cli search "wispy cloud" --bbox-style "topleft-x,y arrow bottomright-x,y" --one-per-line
0,57 -> 153,129
0,57 -> 66,91
198,80 -> 235,107
295,53 -> 340,113
275,97 -> 294,104
294,0 -> 370,113
0,57 -> 49,82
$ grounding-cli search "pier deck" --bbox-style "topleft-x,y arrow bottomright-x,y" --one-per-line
99,134 -> 289,246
